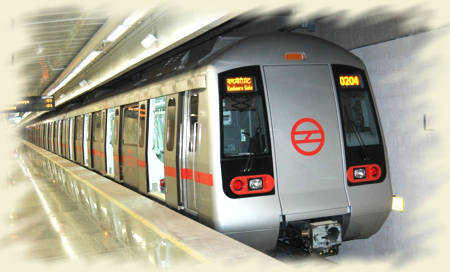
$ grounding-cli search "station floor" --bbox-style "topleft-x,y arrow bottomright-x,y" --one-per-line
1,142 -> 281,268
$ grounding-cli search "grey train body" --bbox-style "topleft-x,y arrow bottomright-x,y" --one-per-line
26,32 -> 392,253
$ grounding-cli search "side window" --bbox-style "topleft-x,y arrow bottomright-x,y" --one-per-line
166,98 -> 176,151
114,109 -> 119,145
189,93 -> 199,152
139,104 -> 146,148
92,111 -> 102,142
123,104 -> 139,145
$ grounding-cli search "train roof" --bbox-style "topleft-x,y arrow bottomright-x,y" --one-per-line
208,32 -> 365,73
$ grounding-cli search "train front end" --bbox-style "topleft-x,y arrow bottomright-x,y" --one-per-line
212,33 -> 392,254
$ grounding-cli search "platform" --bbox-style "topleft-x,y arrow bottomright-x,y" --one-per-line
2,141 -> 283,267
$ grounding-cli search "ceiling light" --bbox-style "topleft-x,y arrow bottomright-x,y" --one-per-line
105,25 -> 129,42
47,50 -> 101,96
141,34 -> 157,48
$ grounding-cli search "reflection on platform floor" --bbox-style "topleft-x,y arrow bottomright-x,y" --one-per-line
1,144 -> 197,266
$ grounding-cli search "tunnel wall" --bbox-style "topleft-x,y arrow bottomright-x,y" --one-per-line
334,26 -> 450,262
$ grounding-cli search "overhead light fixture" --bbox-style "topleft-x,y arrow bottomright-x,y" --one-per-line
21,111 -> 31,119
122,9 -> 148,26
140,34 -> 157,48
79,80 -> 88,87
47,50 -> 101,96
105,9 -> 149,43
105,25 -> 128,42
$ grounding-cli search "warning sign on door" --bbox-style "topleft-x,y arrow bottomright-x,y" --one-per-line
290,118 -> 325,156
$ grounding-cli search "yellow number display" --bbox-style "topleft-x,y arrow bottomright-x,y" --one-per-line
339,75 -> 361,87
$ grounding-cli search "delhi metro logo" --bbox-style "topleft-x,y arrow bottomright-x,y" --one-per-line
290,118 -> 325,156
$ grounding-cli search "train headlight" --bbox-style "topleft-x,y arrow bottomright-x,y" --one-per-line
248,178 -> 263,190
392,195 -> 405,212
353,168 -> 366,179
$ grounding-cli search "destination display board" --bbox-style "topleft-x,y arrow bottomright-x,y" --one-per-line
226,77 -> 255,93
338,75 -> 363,88
3,96 -> 55,112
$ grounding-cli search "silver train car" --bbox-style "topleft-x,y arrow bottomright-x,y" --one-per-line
25,32 -> 392,254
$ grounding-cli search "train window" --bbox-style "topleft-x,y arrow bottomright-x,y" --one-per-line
148,96 -> 166,199
166,98 -> 176,151
139,104 -> 146,148
123,104 -> 139,145
332,65 -> 381,148
339,91 -> 380,147
114,109 -> 119,145
189,93 -> 199,152
221,94 -> 269,157
92,111 -> 103,142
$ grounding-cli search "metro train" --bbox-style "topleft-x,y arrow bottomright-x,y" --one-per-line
24,32 -> 392,254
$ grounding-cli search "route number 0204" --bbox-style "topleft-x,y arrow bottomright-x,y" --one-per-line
339,75 -> 360,87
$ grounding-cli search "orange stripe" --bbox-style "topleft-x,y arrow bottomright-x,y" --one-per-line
137,159 -> 146,168
194,171 -> 213,186
165,166 -> 177,178
181,168 -> 193,180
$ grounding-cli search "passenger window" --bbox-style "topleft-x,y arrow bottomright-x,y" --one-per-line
189,93 -> 199,152
139,104 -> 146,148
114,109 -> 119,145
166,98 -> 176,151
123,104 -> 139,145
92,112 -> 102,142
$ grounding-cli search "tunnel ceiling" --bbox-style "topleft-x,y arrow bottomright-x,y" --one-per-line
13,6 -> 109,97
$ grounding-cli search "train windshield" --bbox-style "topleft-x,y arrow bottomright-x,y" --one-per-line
221,94 -> 269,157
339,90 -> 380,147
332,64 -> 382,148
219,66 -> 271,158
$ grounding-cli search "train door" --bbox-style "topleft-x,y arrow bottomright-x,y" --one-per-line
147,97 -> 166,200
137,101 -> 148,194
113,107 -> 121,181
48,123 -> 52,150
164,95 -> 180,208
120,103 -> 139,189
75,116 -> 84,164
61,121 -> 66,156
49,122 -> 53,152
83,113 -> 92,167
66,119 -> 71,158
178,92 -> 200,214
92,110 -> 106,174
53,121 -> 57,153
263,65 -> 349,220
69,117 -> 74,160
47,123 -> 51,150
57,120 -> 62,155
44,123 -> 48,150
64,119 -> 70,158
105,108 -> 115,177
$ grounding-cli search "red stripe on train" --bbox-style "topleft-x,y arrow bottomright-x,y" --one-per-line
166,166 -> 213,187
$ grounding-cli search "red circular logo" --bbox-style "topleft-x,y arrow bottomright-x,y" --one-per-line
290,118 -> 325,156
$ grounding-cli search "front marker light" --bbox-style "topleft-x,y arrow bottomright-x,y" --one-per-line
354,168 -> 366,179
248,178 -> 263,190
392,195 -> 405,212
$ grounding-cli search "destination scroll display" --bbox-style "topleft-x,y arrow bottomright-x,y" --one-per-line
3,96 -> 55,112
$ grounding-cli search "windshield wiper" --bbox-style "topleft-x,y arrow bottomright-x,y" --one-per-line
242,152 -> 255,173
344,107 -> 370,161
